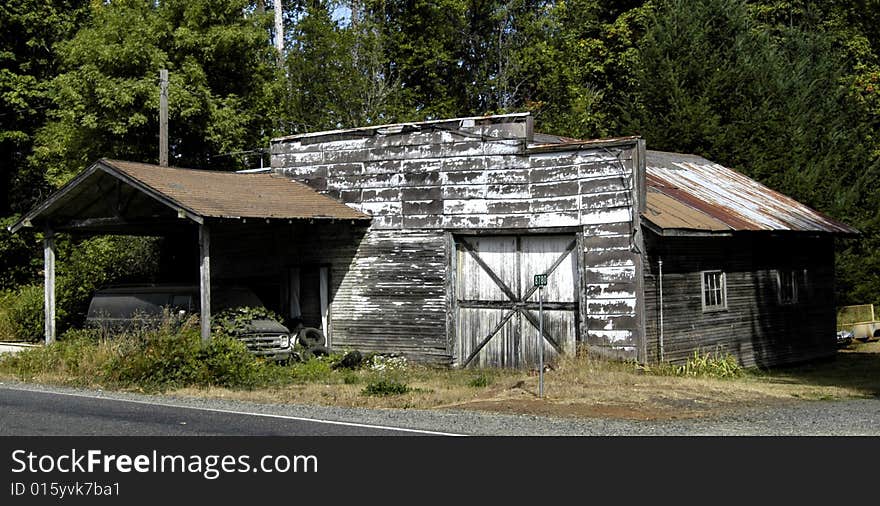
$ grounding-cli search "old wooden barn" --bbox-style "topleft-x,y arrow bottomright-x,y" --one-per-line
12,113 -> 857,368
640,151 -> 857,367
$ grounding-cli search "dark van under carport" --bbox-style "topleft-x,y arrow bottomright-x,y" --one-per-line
86,285 -> 295,361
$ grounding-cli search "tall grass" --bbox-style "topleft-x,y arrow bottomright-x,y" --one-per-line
646,350 -> 745,379
0,291 -> 15,341
0,318 -> 275,391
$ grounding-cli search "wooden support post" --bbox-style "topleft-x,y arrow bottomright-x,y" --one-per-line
199,224 -> 211,344
319,266 -> 329,342
159,69 -> 169,167
43,228 -> 56,345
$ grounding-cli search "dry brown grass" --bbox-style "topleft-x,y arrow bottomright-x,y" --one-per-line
168,342 -> 880,421
5,341 -> 880,421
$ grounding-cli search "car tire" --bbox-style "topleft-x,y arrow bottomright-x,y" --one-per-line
298,327 -> 326,348
310,345 -> 329,357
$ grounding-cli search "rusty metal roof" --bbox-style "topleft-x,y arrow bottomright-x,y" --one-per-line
643,150 -> 858,235
9,159 -> 369,234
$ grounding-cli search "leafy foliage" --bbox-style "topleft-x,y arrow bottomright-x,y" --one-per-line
2,0 -> 880,310
25,0 -> 282,191
2,284 -> 47,342
647,350 -> 746,379
211,306 -> 284,336
0,215 -> 40,290
84,324 -> 267,390
0,235 -> 160,341
362,378 -> 410,396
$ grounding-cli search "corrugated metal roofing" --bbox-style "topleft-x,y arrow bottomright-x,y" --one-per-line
102,159 -> 369,221
643,150 -> 857,235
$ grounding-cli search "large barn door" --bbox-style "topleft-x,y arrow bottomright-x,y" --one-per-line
455,235 -> 578,368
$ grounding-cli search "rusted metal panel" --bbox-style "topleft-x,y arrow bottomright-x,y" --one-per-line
643,191 -> 729,232
643,150 -> 858,235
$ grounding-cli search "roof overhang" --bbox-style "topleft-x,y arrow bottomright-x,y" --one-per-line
9,159 -> 371,235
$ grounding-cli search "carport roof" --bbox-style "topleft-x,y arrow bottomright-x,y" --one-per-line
9,159 -> 370,234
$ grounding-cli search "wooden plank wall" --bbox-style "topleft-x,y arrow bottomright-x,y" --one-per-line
210,221 -> 451,363
271,116 -> 645,362
642,232 -> 837,367
319,228 -> 449,363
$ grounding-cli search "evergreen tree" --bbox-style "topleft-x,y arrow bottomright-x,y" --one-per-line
0,0 -> 89,213
29,0 -> 282,189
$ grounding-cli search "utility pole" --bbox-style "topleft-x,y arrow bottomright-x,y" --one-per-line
274,1 -> 284,65
159,69 -> 168,167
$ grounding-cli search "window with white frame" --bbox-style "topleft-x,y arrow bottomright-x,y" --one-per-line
701,270 -> 727,312
776,270 -> 799,305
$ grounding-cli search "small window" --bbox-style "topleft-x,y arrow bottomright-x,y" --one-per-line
776,270 -> 799,305
171,294 -> 193,312
701,270 -> 727,312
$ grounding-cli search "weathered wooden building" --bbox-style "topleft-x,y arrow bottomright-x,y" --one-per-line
268,113 -> 647,366
640,151 -> 857,367
268,114 -> 857,367
12,113 -> 857,368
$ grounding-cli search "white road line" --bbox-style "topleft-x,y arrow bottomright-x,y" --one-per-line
0,384 -> 465,436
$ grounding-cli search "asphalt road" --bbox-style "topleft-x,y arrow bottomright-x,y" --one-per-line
3,381 -> 880,435
0,385 -> 456,436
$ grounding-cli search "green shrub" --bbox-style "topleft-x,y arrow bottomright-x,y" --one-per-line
54,236 -> 160,331
0,215 -> 40,290
342,372 -> 360,385
362,378 -> 410,396
197,336 -> 268,389
211,306 -> 284,336
0,321 -> 278,391
0,291 -> 15,340
0,327 -> 105,379
97,321 -> 269,391
468,373 -> 492,388
104,327 -> 202,389
648,350 -> 745,379
287,356 -> 334,383
4,284 -> 49,342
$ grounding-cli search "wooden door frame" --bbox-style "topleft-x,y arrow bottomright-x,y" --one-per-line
448,231 -> 580,367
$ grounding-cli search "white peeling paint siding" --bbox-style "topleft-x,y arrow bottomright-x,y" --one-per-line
271,120 -> 644,362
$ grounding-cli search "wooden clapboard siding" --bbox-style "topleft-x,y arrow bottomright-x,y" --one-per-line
270,117 -> 646,362
211,221 -> 451,363
328,229 -> 450,363
642,232 -> 836,367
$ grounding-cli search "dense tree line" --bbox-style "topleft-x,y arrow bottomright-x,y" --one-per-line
1,0 -> 878,334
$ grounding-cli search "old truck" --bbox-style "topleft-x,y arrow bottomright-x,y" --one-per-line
85,284 -> 326,361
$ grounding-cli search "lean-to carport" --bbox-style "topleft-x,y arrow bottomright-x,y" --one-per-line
8,159 -> 370,344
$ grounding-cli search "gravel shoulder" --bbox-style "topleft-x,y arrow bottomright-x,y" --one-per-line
3,379 -> 878,436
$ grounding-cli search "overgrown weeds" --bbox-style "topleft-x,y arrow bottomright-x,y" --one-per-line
4,333 -> 880,420
362,378 -> 410,396
645,350 -> 745,379
0,318 -> 279,391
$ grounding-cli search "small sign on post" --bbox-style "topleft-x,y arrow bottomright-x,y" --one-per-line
533,273 -> 547,398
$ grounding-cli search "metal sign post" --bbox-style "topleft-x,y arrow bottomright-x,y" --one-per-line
534,274 -> 548,398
